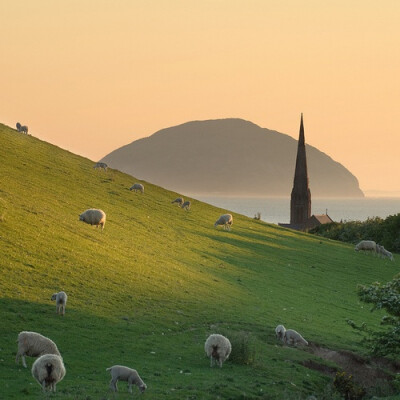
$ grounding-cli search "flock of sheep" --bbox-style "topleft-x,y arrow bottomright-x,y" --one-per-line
15,159 -> 395,394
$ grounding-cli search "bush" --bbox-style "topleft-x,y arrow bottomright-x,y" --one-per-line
221,330 -> 257,365
333,371 -> 366,400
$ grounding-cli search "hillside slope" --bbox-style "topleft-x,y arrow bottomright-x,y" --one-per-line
0,123 -> 397,399
101,119 -> 364,197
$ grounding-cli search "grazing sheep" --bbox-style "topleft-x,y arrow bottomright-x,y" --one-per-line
377,244 -> 394,261
130,183 -> 144,194
214,214 -> 233,231
283,329 -> 308,346
31,354 -> 65,392
171,197 -> 184,206
355,240 -> 377,253
181,200 -> 191,211
20,125 -> 29,134
275,324 -> 286,342
51,291 -> 68,315
204,334 -> 232,368
79,208 -> 106,230
16,331 -> 61,368
106,365 -> 147,394
93,162 -> 108,171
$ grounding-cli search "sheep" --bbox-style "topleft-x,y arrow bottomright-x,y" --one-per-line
275,324 -> 286,342
355,240 -> 377,253
31,353 -> 65,392
283,329 -> 308,346
377,244 -> 394,261
171,197 -> 184,206
79,208 -> 106,230
93,162 -> 108,171
181,200 -> 191,211
214,214 -> 233,231
16,122 -> 21,131
204,334 -> 232,368
130,183 -> 144,194
51,291 -> 68,315
20,125 -> 29,134
16,331 -> 61,368
106,365 -> 147,394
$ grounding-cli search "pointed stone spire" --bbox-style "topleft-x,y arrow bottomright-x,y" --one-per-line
290,113 -> 311,225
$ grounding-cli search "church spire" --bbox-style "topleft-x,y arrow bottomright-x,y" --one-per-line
290,113 -> 311,225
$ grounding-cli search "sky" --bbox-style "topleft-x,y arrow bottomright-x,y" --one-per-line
1,0 -> 399,195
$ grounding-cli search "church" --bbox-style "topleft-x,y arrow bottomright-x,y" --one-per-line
279,114 -> 333,231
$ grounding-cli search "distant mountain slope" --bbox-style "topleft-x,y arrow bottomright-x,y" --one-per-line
101,119 -> 363,197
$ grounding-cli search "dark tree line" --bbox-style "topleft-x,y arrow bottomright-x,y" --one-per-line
309,213 -> 400,253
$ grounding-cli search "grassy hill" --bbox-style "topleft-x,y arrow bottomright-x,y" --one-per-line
0,123 -> 398,399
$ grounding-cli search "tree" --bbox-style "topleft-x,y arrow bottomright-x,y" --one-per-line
351,276 -> 400,356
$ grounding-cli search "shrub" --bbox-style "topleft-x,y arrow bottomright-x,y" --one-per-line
333,371 -> 366,400
221,330 -> 257,365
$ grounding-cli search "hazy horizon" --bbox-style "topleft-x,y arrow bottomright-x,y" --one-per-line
1,1 -> 399,193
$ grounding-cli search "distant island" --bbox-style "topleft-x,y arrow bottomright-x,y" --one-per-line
101,119 -> 364,198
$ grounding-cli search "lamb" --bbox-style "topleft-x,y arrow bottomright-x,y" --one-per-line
283,329 -> 308,346
377,244 -> 394,261
275,324 -> 286,342
355,240 -> 377,253
106,365 -> 147,394
16,331 -> 61,368
79,208 -> 106,230
51,291 -> 68,315
181,200 -> 191,211
214,214 -> 233,231
171,197 -> 184,206
31,353 -> 66,392
130,183 -> 144,194
204,334 -> 232,368
93,162 -> 108,171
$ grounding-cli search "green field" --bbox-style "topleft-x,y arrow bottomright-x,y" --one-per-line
0,123 -> 398,399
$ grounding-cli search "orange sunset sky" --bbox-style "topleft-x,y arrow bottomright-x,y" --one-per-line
1,1 -> 399,195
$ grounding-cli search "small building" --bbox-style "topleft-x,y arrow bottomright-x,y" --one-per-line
304,214 -> 333,231
278,114 -> 333,231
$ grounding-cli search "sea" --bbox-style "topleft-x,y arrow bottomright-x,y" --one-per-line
192,196 -> 400,225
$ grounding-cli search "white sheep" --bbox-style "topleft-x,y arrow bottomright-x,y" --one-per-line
204,334 -> 232,368
275,324 -> 286,342
355,240 -> 377,253
283,329 -> 308,346
214,214 -> 233,231
181,200 -> 191,211
171,197 -> 184,206
106,365 -> 147,393
79,208 -> 106,230
51,291 -> 68,315
130,183 -> 144,194
93,162 -> 108,171
31,353 -> 66,392
377,244 -> 394,261
16,331 -> 61,368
